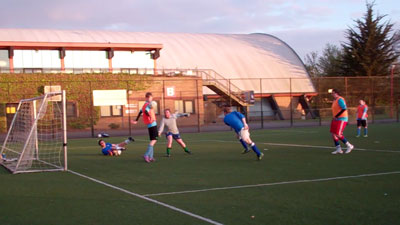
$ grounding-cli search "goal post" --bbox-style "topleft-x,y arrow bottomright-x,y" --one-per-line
0,91 -> 68,174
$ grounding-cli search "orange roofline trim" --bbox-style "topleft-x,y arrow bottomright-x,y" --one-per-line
0,41 -> 163,51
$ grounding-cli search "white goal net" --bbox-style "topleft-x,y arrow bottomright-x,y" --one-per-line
0,91 -> 67,174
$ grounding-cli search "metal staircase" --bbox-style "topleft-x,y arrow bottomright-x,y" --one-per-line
198,70 -> 249,107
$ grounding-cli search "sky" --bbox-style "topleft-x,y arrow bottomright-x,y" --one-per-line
0,0 -> 399,59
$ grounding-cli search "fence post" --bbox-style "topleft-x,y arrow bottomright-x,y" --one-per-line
290,78 -> 293,127
127,81 -> 131,137
396,95 -> 399,123
260,78 -> 263,129
371,77 -> 375,124
317,77 -> 322,126
196,79 -> 201,132
89,81 -> 95,138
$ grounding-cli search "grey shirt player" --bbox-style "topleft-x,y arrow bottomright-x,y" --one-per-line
158,112 -> 189,135
158,109 -> 192,156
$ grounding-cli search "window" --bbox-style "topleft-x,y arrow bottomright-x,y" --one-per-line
57,101 -> 78,118
13,50 -> 60,68
64,50 -> 108,69
6,106 -> 16,114
138,101 -> 159,115
174,100 -> 195,113
0,50 -> 9,69
100,105 -> 123,117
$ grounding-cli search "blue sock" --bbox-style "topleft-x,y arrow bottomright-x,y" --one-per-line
250,143 -> 261,156
357,128 -> 361,136
340,137 -> 348,144
239,139 -> 248,150
364,128 -> 368,135
334,140 -> 340,146
150,146 -> 154,158
145,145 -> 153,156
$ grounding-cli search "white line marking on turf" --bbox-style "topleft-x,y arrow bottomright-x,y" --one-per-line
144,171 -> 400,197
68,170 -> 223,225
191,139 -> 399,153
261,142 -> 400,153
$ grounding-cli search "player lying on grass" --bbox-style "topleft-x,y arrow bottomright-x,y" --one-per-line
158,109 -> 192,157
223,106 -> 264,160
98,137 -> 134,156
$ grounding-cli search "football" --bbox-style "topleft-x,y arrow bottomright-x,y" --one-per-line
116,150 -> 122,156
151,101 -> 157,109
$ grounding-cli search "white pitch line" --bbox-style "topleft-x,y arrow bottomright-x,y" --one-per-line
68,170 -> 223,225
144,171 -> 400,197
261,142 -> 400,153
186,139 -> 399,153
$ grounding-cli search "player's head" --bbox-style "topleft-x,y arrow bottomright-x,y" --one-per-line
145,92 -> 153,101
329,89 -> 340,99
98,139 -> 105,147
164,108 -> 171,118
359,99 -> 365,105
223,106 -> 232,115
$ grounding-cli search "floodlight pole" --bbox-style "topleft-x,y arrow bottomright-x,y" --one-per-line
390,65 -> 395,118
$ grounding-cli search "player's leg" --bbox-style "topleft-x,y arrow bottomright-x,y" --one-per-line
241,130 -> 263,160
116,137 -> 134,150
148,126 -> 158,162
330,120 -> 343,154
331,133 -> 343,154
236,132 -> 249,153
174,134 -> 191,154
166,133 -> 173,157
362,120 -> 368,137
336,121 -> 353,154
356,120 -> 362,137
144,127 -> 157,162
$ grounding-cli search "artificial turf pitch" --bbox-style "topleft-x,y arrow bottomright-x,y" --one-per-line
0,123 -> 399,225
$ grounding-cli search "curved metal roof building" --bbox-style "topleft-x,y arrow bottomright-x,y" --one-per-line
0,29 -> 315,94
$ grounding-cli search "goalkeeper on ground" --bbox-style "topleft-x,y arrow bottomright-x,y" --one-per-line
98,137 -> 134,156
158,109 -> 192,157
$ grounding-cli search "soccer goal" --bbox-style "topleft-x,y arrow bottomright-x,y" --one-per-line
0,91 -> 67,174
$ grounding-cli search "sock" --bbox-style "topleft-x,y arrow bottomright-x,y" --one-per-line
145,145 -> 153,157
250,143 -> 261,156
346,141 -> 352,147
339,136 -> 348,144
364,128 -> 368,135
357,128 -> 361,136
239,139 -> 248,150
150,146 -> 154,158
334,140 -> 340,147
167,147 -> 171,155
183,147 -> 189,152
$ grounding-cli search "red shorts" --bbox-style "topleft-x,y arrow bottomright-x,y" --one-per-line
330,120 -> 347,136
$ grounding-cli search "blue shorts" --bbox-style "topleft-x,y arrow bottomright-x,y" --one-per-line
166,132 -> 181,140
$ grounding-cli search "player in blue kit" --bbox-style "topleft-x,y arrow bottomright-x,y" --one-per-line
98,137 -> 134,156
223,106 -> 264,160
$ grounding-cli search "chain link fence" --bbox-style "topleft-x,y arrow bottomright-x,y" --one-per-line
0,76 -> 398,138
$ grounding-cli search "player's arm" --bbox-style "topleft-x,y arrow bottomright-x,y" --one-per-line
236,112 -> 248,130
158,118 -> 165,136
362,106 -> 368,119
175,113 -> 189,118
334,99 -> 347,119
242,117 -> 249,130
131,110 -> 142,124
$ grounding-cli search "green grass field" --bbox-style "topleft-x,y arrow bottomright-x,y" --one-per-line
1,123 -> 400,225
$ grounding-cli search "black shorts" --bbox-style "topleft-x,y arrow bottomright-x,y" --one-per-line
148,126 -> 158,140
357,120 -> 367,127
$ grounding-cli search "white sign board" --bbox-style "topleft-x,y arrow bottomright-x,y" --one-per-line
93,90 -> 127,106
